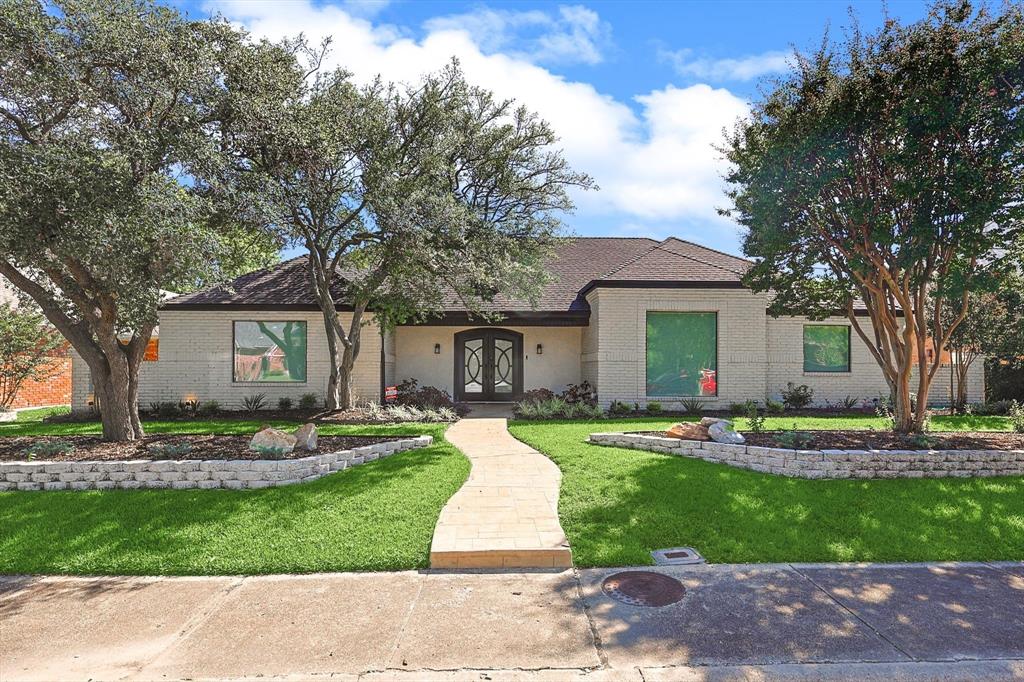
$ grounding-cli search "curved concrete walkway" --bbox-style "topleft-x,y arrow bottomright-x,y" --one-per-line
430,416 -> 572,569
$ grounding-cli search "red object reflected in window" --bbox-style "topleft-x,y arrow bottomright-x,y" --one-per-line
699,369 -> 717,396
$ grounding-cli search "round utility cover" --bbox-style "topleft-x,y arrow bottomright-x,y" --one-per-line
601,571 -> 685,607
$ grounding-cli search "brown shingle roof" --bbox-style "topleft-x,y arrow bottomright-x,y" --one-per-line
163,237 -> 753,312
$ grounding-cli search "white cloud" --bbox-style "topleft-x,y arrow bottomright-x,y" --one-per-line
661,48 -> 791,82
210,1 -> 749,245
423,4 -> 610,65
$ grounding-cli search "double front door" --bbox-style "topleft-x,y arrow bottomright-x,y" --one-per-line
454,329 -> 523,402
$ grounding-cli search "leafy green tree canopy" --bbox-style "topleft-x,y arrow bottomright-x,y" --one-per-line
722,0 -> 1024,432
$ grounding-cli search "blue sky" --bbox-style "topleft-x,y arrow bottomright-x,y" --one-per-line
176,0 -> 933,256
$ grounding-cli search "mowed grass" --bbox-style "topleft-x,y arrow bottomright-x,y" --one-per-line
509,418 -> 1024,567
0,415 -> 469,575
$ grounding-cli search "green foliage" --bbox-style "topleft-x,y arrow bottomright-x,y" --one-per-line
646,401 -> 663,415
607,400 -> 632,417
746,403 -> 766,434
781,383 -> 814,410
1009,401 -> 1024,434
561,381 -> 597,406
775,431 -> 814,449
0,0 -> 284,439
765,399 -> 785,415
250,444 -> 288,459
729,400 -> 758,415
679,397 -> 704,415
395,378 -> 456,410
0,303 -> 63,411
722,1 -> 1024,432
514,397 -> 603,420
365,402 -> 458,423
148,442 -> 194,458
277,397 -> 294,411
197,400 -> 220,417
148,401 -> 181,418
298,393 -> 320,411
21,440 -> 73,459
242,393 -> 267,414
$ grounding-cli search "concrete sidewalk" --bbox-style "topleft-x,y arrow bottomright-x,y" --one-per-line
2,562 -> 1023,681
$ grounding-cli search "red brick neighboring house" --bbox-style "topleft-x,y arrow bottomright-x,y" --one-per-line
1,276 -> 72,410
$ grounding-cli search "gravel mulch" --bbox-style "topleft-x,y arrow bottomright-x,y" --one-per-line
0,434 -> 406,462
639,430 -> 1024,450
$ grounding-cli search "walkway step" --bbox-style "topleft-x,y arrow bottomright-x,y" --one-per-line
430,418 -> 572,569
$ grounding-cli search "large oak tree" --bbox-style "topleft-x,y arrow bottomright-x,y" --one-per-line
0,0 -> 276,440
217,53 -> 594,410
721,1 -> 1024,432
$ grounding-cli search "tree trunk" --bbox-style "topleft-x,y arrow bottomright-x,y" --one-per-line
89,355 -> 144,441
891,368 -> 916,433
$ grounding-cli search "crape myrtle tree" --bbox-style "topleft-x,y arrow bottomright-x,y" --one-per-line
721,1 -> 1024,433
0,0 -> 277,440
218,51 -> 594,410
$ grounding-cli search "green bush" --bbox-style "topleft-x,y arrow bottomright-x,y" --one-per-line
765,398 -> 785,414
514,397 -> 603,420
277,396 -> 294,411
745,402 -> 766,433
197,400 -> 220,416
607,400 -> 632,416
679,397 -> 703,415
21,440 -> 74,460
148,442 -> 194,458
251,444 -> 288,459
729,399 -> 758,415
298,393 -> 319,410
646,401 -> 663,415
781,383 -> 814,410
1009,400 -> 1024,434
242,393 -> 267,413
775,431 -> 813,449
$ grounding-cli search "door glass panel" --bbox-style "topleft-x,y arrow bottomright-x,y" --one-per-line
493,338 -> 513,393
464,337 -> 484,393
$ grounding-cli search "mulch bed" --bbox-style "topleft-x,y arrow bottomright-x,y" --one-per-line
0,434 -> 405,462
639,430 -> 1024,450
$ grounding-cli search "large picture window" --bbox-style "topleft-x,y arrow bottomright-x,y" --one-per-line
803,325 -> 850,373
646,312 -> 718,397
233,321 -> 307,382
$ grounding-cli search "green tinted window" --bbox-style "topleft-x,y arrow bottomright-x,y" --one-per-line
646,312 -> 718,397
233,321 -> 308,382
803,325 -> 850,372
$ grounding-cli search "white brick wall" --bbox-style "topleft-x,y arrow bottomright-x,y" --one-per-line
70,295 -> 985,411
72,310 -> 385,411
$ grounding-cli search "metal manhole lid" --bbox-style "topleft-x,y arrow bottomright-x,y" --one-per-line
601,570 -> 685,607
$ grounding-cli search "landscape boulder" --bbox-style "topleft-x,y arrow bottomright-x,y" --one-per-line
700,416 -> 729,427
665,422 -> 710,441
250,427 -> 297,454
294,423 -> 318,451
708,420 -> 745,444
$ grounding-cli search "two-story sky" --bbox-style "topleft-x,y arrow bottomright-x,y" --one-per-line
176,0 -> 933,256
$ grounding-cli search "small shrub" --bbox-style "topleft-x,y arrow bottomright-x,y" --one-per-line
745,402 -> 766,434
1009,400 -> 1024,434
765,398 -> 785,415
781,383 -> 814,410
242,393 -> 267,413
973,399 -> 1015,416
197,400 -> 220,416
395,378 -> 456,410
775,431 -> 813,449
679,397 -> 703,415
277,396 -> 294,411
520,388 -> 556,405
729,399 -> 758,415
251,444 -> 288,459
607,400 -> 632,416
646,401 -> 663,415
839,395 -> 860,410
157,401 -> 181,418
907,433 -> 938,449
514,397 -> 603,420
148,442 -> 194,458
21,440 -> 74,459
561,381 -> 597,406
298,393 -> 319,410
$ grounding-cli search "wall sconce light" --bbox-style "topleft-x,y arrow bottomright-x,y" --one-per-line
434,343 -> 441,355
183,392 -> 198,404
536,344 -> 543,355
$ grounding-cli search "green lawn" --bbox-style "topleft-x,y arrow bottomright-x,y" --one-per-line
509,418 -> 1024,566
0,415 -> 469,575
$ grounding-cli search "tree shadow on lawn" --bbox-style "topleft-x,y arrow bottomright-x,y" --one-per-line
553,445 -> 1024,567
0,444 -> 469,576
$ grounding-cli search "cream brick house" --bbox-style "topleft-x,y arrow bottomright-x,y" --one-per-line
70,237 -> 983,411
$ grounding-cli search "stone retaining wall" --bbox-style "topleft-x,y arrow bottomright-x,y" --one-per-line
0,436 -> 433,491
588,432 -> 1024,480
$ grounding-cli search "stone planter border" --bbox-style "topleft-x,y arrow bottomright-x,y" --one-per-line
588,432 -> 1024,480
0,435 -> 433,491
